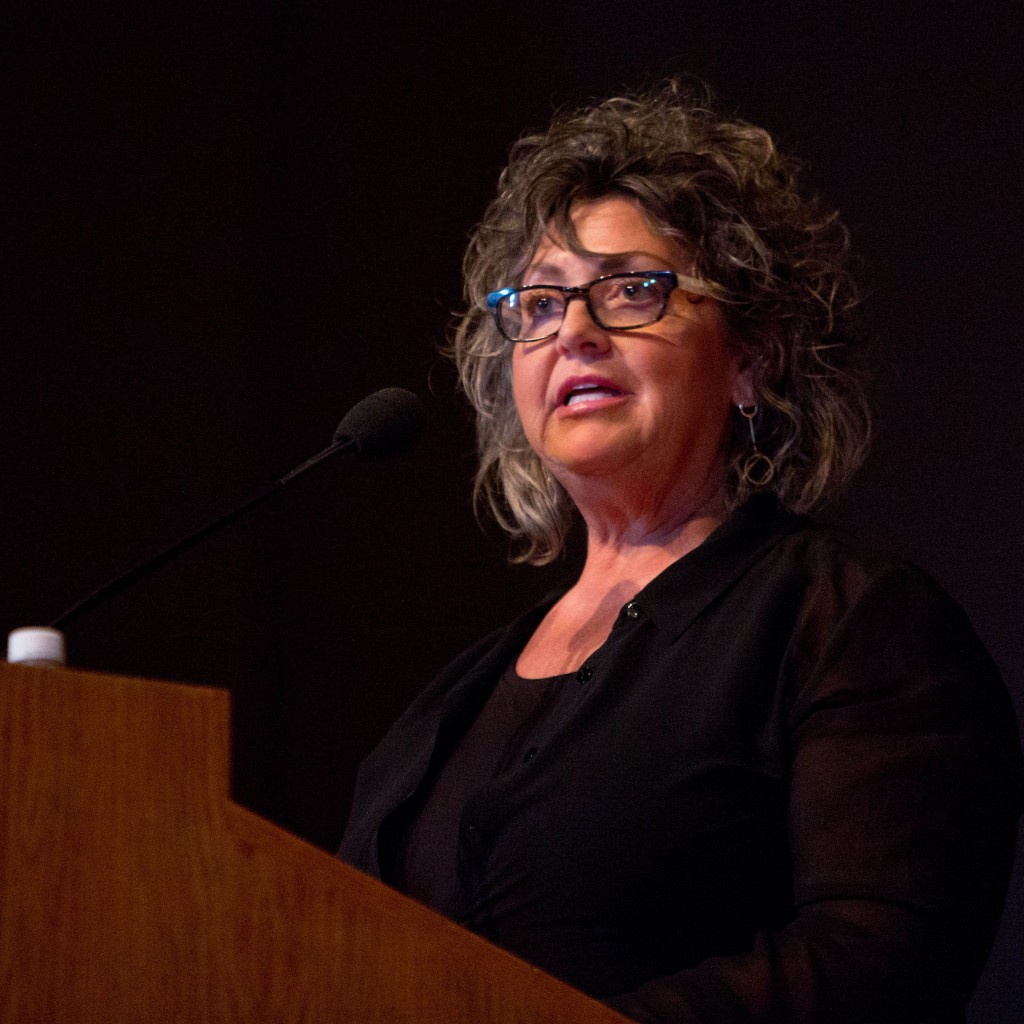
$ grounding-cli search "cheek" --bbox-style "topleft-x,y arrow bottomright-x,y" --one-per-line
511,349 -> 542,423
510,352 -> 525,419
647,343 -> 737,435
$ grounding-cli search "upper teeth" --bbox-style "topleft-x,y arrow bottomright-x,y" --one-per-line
566,386 -> 615,406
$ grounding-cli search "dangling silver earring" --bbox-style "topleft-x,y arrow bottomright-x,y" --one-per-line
737,403 -> 775,487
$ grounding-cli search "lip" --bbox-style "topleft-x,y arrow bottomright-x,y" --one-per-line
554,375 -> 631,412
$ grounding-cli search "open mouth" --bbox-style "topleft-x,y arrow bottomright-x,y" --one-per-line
561,383 -> 625,407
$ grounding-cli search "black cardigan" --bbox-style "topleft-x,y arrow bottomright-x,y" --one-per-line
339,498 -> 1023,1023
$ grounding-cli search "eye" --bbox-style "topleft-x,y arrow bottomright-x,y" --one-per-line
604,276 -> 660,306
519,289 -> 562,320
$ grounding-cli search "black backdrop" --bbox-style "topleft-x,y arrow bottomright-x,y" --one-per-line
3,2 -> 1021,1018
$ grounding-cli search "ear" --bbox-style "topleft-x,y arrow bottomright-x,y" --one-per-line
731,361 -> 757,409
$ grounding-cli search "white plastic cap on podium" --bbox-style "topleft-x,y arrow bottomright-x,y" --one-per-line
6,627 -> 67,666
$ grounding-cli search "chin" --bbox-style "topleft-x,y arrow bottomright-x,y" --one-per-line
544,441 -> 644,481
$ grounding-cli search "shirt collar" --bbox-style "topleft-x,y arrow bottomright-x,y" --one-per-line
628,495 -> 805,641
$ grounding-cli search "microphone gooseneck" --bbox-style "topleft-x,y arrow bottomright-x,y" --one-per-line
50,388 -> 427,630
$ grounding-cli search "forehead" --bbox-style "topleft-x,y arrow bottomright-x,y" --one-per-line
525,196 -> 682,280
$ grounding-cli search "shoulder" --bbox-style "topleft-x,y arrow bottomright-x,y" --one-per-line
716,504 -> 1016,727
740,504 -> 971,635
767,516 -> 983,661
670,498 -> 960,648
759,519 -> 1021,769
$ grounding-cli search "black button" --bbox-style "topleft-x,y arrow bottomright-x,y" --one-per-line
576,664 -> 593,683
463,824 -> 483,845
522,746 -> 538,763
624,601 -> 642,619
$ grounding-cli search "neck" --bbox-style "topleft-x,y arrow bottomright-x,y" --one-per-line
514,467 -> 731,679
571,473 -> 728,592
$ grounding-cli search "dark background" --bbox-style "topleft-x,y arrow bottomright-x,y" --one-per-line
3,1 -> 1021,1017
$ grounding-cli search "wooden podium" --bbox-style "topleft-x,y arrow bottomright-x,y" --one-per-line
0,663 -> 627,1023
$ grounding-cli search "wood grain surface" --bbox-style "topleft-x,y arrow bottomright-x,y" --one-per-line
0,663 -> 627,1023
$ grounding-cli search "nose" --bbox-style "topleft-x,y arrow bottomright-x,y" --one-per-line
555,295 -> 611,356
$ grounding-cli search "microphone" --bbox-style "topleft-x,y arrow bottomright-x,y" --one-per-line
49,388 -> 426,630
279,387 -> 427,482
334,386 -> 428,459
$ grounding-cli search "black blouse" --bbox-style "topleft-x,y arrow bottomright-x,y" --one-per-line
392,662 -> 572,915
339,497 -> 1023,1023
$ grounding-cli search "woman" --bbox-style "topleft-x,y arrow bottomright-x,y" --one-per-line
339,82 -> 1022,1022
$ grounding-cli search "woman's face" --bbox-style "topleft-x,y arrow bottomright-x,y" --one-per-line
511,196 -> 752,510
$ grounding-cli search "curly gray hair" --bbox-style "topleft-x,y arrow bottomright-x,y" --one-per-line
449,81 -> 871,564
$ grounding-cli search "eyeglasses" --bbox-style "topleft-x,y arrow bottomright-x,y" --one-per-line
486,270 -> 694,343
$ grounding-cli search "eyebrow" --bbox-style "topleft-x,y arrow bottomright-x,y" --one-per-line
523,251 -> 673,283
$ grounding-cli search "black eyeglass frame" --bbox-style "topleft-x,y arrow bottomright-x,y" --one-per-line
486,270 -> 689,343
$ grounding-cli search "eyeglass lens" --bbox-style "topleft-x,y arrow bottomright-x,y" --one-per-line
498,274 -> 673,342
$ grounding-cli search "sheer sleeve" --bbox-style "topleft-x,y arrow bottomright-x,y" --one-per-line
606,565 -> 1023,1024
